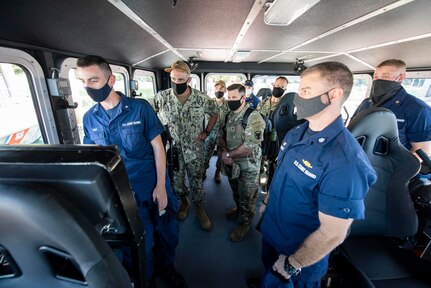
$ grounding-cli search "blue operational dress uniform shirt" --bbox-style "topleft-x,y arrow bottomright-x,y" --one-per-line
354,87 -> 431,151
246,93 -> 261,109
260,116 -> 377,286
83,93 -> 178,278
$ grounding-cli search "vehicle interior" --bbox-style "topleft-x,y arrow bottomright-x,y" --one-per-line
0,0 -> 431,287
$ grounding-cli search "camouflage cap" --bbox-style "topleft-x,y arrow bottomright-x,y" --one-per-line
164,60 -> 191,74
215,80 -> 226,88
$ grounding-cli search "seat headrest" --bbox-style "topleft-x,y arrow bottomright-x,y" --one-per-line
256,88 -> 272,99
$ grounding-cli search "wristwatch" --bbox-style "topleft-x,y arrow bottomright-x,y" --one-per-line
284,257 -> 301,277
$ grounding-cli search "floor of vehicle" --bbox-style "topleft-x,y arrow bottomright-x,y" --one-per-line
173,156 -> 266,288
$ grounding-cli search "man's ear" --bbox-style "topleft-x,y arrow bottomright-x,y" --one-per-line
186,76 -> 192,85
398,72 -> 406,83
330,87 -> 344,103
108,74 -> 116,86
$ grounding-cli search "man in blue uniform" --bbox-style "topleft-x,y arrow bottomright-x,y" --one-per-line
77,55 -> 186,288
245,80 -> 261,109
353,59 -> 431,157
258,62 -> 377,287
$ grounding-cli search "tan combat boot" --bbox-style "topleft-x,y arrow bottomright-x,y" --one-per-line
230,225 -> 250,242
214,168 -> 221,184
196,205 -> 212,231
226,207 -> 239,219
177,198 -> 189,221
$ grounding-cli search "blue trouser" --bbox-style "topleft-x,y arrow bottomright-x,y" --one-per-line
261,238 -> 328,288
123,183 -> 179,279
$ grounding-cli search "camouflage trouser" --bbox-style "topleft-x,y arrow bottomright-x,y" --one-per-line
204,128 -> 219,170
227,167 -> 260,227
173,148 -> 206,207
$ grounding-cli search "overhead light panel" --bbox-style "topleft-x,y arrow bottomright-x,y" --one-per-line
264,0 -> 320,26
232,51 -> 250,63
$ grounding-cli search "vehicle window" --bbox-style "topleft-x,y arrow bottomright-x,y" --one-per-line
133,69 -> 156,101
342,74 -> 372,123
252,75 -> 300,96
68,69 -> 127,142
403,71 -> 431,106
190,74 -> 200,91
205,73 -> 247,97
0,63 -> 43,144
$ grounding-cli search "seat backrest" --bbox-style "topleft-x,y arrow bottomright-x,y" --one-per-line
0,145 -> 145,287
271,92 -> 305,145
347,107 -> 420,238
256,88 -> 272,101
0,184 -> 132,288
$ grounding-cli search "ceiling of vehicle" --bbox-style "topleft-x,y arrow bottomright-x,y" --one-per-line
0,0 -> 430,73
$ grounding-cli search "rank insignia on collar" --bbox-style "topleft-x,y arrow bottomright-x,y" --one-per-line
302,159 -> 312,169
318,137 -> 325,143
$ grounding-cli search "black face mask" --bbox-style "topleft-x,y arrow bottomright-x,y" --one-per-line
272,87 -> 285,98
215,91 -> 225,99
85,77 -> 112,103
228,97 -> 243,111
293,90 -> 332,120
172,81 -> 188,95
370,79 -> 402,106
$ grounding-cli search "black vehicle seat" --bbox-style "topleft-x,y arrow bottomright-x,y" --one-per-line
256,88 -> 272,101
0,145 -> 147,288
264,92 -> 305,191
271,92 -> 305,147
0,184 -> 132,288
335,108 -> 431,288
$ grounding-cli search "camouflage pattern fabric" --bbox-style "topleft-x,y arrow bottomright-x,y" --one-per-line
154,87 -> 218,206
220,108 -> 265,170
173,150 -> 206,206
154,87 -> 217,163
227,169 -> 259,227
204,100 -> 229,170
256,96 -> 282,118
220,107 -> 265,227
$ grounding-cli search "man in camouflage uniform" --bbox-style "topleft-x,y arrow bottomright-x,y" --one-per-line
219,83 -> 265,241
154,61 -> 218,231
204,80 -> 230,183
256,76 -> 289,118
256,76 -> 289,190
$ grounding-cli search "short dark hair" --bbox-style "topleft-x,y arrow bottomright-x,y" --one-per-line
76,55 -> 112,77
377,59 -> 406,69
227,83 -> 246,96
302,61 -> 353,102
275,76 -> 288,85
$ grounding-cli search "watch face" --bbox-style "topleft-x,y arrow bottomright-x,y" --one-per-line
284,258 -> 301,276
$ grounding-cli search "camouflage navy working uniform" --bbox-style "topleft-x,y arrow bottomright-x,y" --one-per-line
155,87 -> 217,207
220,108 -> 265,227
256,96 -> 283,118
204,99 -> 230,171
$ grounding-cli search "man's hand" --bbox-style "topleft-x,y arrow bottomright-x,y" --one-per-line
272,254 -> 290,280
195,131 -> 208,143
221,150 -> 234,165
259,201 -> 267,215
152,184 -> 168,212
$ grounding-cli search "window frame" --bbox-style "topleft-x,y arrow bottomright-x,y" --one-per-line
204,73 -> 247,96
132,69 -> 157,99
0,46 -> 59,144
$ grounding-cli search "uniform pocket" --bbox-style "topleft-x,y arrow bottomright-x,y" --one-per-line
120,125 -> 146,153
89,130 -> 107,146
